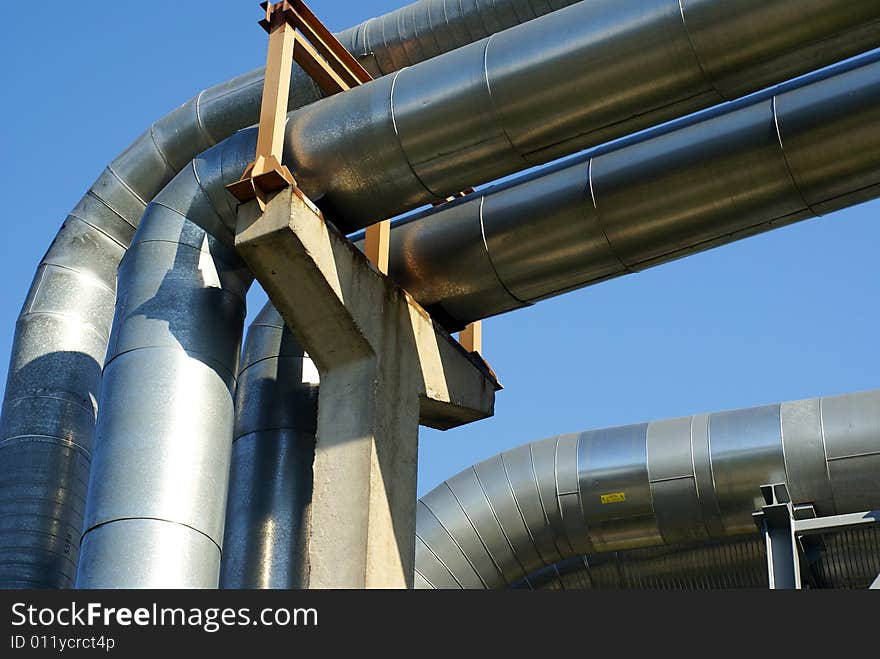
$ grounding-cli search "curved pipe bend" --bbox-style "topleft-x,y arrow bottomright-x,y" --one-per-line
414,389 -> 880,589
0,0 -> 578,589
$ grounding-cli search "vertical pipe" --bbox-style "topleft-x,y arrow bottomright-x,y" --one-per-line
219,304 -> 318,589
75,145 -> 253,586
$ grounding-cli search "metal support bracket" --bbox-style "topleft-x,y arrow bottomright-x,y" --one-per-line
753,483 -> 880,589
753,483 -> 802,589
430,188 -> 484,356
227,0 -> 399,283
229,1 -> 492,359
225,0 -> 371,211
225,3 -> 505,579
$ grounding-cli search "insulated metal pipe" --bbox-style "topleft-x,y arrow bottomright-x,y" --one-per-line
75,133 -> 258,588
385,55 -> 880,327
339,0 -> 583,76
74,220 -> 249,587
0,0 -> 573,588
219,305 -> 318,589
414,389 -> 880,589
286,0 -> 880,230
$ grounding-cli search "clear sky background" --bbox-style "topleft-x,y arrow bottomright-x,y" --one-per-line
0,1 -> 877,498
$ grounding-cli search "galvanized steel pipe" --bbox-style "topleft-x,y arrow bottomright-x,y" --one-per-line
219,305 -> 318,589
513,536 -> 770,590
414,389 -> 880,588
74,133 -> 257,588
286,0 -> 880,230
386,55 -> 880,326
528,528 -> 876,589
0,0 -> 575,588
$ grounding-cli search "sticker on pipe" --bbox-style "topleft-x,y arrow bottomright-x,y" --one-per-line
600,492 -> 626,504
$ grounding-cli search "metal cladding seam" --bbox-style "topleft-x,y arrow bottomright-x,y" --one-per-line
385,55 -> 880,326
0,0 -> 576,589
219,304 -> 319,589
413,389 -> 880,589
286,0 -> 880,230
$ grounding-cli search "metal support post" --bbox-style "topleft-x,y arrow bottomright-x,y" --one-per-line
459,322 -> 482,354
753,483 -> 802,589
755,483 -> 880,589
225,1 -> 373,211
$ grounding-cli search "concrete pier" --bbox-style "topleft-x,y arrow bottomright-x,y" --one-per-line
235,188 -> 499,587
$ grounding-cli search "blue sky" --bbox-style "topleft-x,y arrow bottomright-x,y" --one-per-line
1,0 -> 878,497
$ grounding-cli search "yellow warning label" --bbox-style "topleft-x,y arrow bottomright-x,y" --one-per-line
600,492 -> 626,504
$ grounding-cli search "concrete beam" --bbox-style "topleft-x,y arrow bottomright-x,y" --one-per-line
235,188 -> 498,588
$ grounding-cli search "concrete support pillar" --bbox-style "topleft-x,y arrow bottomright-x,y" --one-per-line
235,189 -> 498,588
311,363 -> 420,587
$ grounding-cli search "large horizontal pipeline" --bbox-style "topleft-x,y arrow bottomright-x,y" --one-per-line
286,0 -> 880,230
415,389 -> 880,588
514,527 -> 880,589
382,55 -> 880,327
222,50 -> 880,588
0,0 -> 575,589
